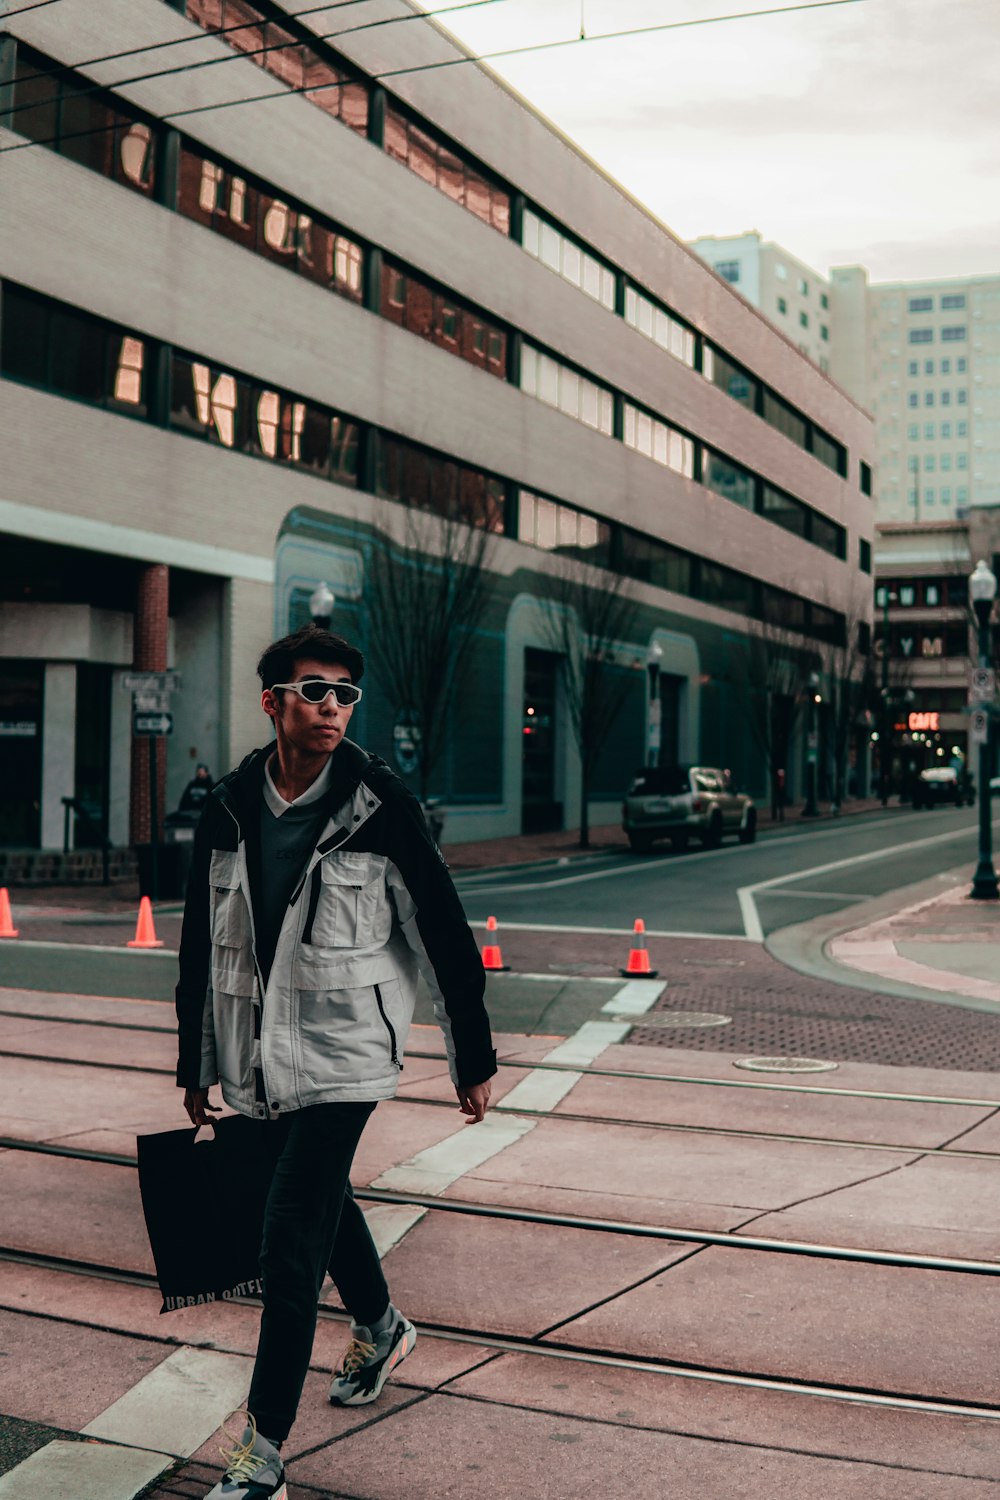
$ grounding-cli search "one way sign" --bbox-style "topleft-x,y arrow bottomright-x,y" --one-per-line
133,712 -> 173,737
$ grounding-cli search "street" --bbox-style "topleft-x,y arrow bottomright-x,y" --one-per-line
455,805 -> 995,939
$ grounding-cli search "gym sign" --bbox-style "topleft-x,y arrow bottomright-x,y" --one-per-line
907,711 -> 940,733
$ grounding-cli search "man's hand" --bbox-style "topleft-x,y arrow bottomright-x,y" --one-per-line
183,1087 -> 222,1128
457,1081 -> 492,1124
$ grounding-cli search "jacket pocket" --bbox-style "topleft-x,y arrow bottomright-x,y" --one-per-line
295,974 -> 409,1086
306,853 -> 391,949
209,849 -> 248,950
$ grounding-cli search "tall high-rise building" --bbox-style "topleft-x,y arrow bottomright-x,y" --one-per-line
688,232 -> 834,373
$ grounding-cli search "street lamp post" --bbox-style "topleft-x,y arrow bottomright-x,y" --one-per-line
968,559 -> 998,901
802,670 -> 821,818
646,642 -> 663,769
309,581 -> 335,630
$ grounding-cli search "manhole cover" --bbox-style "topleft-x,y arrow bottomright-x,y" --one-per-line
734,1056 -> 839,1073
620,1012 -> 732,1029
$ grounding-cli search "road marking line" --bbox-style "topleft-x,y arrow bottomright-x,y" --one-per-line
499,1067 -> 583,1112
473,920 -> 754,940
542,1019 -> 632,1066
372,1113 -> 537,1196
602,978 -> 666,1015
737,817 -> 1000,942
81,1346 -> 252,1455
361,1202 -> 428,1256
0,1439 -> 170,1500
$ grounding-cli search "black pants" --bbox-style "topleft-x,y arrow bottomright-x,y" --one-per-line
247,1100 -> 389,1442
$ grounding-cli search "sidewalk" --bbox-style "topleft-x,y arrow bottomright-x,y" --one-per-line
828,877 -> 1000,1006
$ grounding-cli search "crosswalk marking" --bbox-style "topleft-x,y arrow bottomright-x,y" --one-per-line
601,978 -> 666,1015
82,1346 -> 252,1456
373,1112 -> 537,1196
0,1439 -> 168,1500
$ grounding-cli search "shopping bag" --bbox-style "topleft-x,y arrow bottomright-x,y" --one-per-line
137,1114 -> 272,1314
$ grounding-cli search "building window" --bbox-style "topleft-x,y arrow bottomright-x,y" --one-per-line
517,491 -> 610,565
522,209 -> 615,309
702,346 -> 758,410
1,282 -> 146,415
820,324 -> 829,341
859,538 -> 872,573
520,345 -> 614,435
714,260 -> 741,284
957,357 -> 967,372
941,326 -> 967,342
624,286 -> 695,366
957,389 -> 968,404
798,277 -> 809,296
941,421 -> 951,438
385,102 -> 510,235
376,434 -> 504,531
379,260 -> 507,378
777,297 -> 787,315
820,292 -> 829,309
940,487 -> 951,504
908,296 -> 933,312
909,329 -> 933,343
908,423 -> 919,440
924,359 -> 934,375
775,263 -> 788,281
941,293 -> 966,310
811,425 -> 847,476
908,393 -> 918,407
941,358 -> 951,374
941,390 -> 951,406
908,360 -> 918,375
924,455 -> 935,472
957,486 -> 968,502
941,454 -> 952,470
799,310 -> 809,328
9,43 -> 157,196
623,403 -> 695,477
957,453 -> 968,469
860,461 -> 873,496
184,0 -> 369,135
703,450 -> 755,511
958,421 -> 968,436
924,391 -> 935,406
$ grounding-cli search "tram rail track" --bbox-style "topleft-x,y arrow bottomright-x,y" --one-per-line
4,1134 -> 1000,1278
4,1041 -> 1000,1161
2,1244 -> 997,1424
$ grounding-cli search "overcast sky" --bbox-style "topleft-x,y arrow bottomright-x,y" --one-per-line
427,0 -> 999,284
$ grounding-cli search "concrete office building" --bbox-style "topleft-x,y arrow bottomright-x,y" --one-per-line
0,0 -> 873,863
689,232 -> 834,373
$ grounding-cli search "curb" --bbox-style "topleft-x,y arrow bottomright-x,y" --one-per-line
767,865 -> 1000,1016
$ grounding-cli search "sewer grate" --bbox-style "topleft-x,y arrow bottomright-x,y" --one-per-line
734,1056 -> 839,1073
612,1011 -> 732,1029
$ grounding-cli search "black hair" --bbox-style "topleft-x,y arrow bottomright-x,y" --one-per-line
256,624 -> 365,690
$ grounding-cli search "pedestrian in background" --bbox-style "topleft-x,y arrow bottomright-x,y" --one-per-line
175,623 -> 495,1500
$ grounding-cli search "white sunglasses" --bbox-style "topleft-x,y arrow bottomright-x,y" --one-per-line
271,679 -> 362,706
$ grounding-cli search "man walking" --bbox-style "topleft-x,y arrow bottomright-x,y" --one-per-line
175,624 -> 495,1500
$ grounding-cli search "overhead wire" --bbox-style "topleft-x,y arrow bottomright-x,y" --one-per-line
0,0 -> 866,158
6,0 -> 510,89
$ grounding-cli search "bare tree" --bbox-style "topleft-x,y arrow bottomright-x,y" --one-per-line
731,598 -> 813,819
364,499 -> 497,806
541,559 -> 639,849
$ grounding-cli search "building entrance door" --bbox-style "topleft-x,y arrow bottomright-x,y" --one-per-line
0,663 -> 43,846
521,648 -> 562,834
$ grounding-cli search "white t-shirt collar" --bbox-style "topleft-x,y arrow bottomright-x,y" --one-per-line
263,754 -> 334,818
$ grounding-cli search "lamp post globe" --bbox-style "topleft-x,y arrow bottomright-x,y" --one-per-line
968,560 -> 998,901
309,581 -> 335,631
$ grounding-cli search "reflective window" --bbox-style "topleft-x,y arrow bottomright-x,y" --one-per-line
703,345 -> 758,410
624,286 -> 695,366
521,209 -> 615,309
622,403 -> 694,478
703,451 -> 755,510
941,326 -> 967,342
10,44 -> 157,196
380,261 -> 507,379
714,261 -> 741,284
384,102 -> 510,234
617,529 -> 691,595
185,0 -> 369,136
811,425 -> 846,476
941,294 -> 966,310
762,390 -> 807,448
177,145 -> 364,303
521,345 -> 614,435
1,283 -> 146,415
376,435 -> 504,531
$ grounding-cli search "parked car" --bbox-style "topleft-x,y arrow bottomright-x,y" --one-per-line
911,766 -> 975,809
622,765 -> 756,852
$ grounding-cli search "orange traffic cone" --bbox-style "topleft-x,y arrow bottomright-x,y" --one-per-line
127,895 -> 164,949
620,918 -> 657,978
481,915 -> 510,972
0,888 -> 18,938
